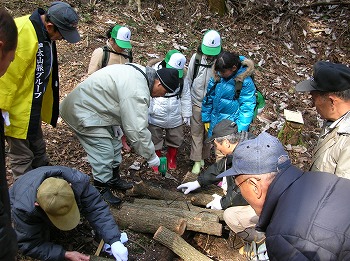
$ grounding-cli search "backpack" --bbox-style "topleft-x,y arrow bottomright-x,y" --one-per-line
192,52 -> 214,80
203,75 -> 266,119
101,46 -> 133,68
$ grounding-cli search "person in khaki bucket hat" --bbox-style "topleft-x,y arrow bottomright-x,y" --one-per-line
10,166 -> 128,261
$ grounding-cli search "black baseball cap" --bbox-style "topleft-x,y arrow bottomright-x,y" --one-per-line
205,119 -> 238,143
47,2 -> 80,43
295,61 -> 350,92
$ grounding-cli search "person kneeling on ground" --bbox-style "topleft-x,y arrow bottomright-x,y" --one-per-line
217,132 -> 350,260
10,166 -> 128,261
177,120 -> 265,253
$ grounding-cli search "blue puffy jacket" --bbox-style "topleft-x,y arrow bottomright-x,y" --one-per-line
201,63 -> 256,135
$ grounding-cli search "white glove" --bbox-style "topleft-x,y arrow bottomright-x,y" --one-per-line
112,126 -> 124,140
147,155 -> 160,167
206,194 -> 223,210
2,111 -> 10,126
177,180 -> 201,194
183,117 -> 191,126
111,241 -> 128,261
103,232 -> 128,255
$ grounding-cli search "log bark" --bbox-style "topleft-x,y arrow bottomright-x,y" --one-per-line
110,204 -> 186,235
190,193 -> 217,207
90,256 -> 114,261
120,203 -> 222,236
133,198 -> 225,221
154,226 -> 213,261
125,180 -> 187,200
126,202 -> 218,222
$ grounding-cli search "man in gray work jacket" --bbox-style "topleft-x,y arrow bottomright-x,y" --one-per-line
60,64 -> 179,204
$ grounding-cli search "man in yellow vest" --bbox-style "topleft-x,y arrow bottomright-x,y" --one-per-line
0,2 -> 80,180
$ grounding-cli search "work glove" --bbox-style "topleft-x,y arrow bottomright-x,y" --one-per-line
111,241 -> 128,261
1,111 -> 10,126
177,180 -> 201,194
112,126 -> 124,140
147,155 -> 160,167
206,194 -> 223,210
103,232 -> 128,255
183,117 -> 191,126
204,123 -> 210,132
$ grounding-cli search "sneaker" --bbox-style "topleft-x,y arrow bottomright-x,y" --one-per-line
191,161 -> 201,174
239,240 -> 269,261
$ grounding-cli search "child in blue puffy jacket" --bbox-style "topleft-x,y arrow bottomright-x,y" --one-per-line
202,51 -> 256,141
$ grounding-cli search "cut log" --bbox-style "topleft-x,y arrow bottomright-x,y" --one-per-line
190,193 -> 218,207
110,204 -> 186,235
154,226 -> 213,261
122,203 -> 222,236
133,198 -> 224,221
90,256 -> 114,261
125,180 -> 187,200
125,202 -> 218,222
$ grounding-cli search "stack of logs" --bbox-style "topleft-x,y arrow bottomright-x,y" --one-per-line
109,172 -> 225,261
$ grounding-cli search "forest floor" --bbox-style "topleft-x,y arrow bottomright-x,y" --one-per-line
3,0 -> 350,260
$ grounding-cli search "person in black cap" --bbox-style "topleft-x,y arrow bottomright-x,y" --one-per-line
176,119 -> 253,208
60,64 -> 179,205
0,1 -> 81,181
295,61 -> 350,178
218,132 -> 350,260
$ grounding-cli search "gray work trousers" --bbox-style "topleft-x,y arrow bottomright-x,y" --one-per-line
6,125 -> 49,180
75,127 -> 122,183
148,124 -> 184,150
190,105 -> 211,161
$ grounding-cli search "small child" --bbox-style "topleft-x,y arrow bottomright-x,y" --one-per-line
147,50 -> 190,171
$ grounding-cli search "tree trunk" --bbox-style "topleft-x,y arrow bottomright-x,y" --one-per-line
110,204 -> 187,235
208,0 -> 226,16
133,198 -> 225,221
154,226 -> 213,261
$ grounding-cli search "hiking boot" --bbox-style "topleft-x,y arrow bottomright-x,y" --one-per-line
109,166 -> 134,190
94,180 -> 122,205
107,177 -> 133,190
191,161 -> 201,174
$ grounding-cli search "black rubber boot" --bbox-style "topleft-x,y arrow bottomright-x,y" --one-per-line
107,167 -> 134,191
94,180 -> 122,205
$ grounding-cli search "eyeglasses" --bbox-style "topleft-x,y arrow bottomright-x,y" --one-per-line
235,177 -> 261,188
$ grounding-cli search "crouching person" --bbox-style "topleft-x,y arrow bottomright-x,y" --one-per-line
10,166 -> 128,261
60,64 -> 179,205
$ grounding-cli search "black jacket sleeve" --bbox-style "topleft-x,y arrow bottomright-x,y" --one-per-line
197,157 -> 228,186
220,176 -> 248,209
196,154 -> 248,210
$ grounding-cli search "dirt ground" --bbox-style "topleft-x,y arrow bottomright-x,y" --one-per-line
3,0 -> 350,260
